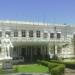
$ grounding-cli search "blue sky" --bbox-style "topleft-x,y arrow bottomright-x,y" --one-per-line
0,0 -> 75,24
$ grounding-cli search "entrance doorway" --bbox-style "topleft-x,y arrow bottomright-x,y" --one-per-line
21,46 -> 44,63
13,45 -> 49,63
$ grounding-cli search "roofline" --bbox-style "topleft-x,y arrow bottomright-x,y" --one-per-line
0,20 -> 73,26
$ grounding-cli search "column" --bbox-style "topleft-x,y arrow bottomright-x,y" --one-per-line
31,46 -> 32,62
55,45 -> 57,55
42,46 -> 45,59
26,46 -> 27,56
41,46 -> 42,55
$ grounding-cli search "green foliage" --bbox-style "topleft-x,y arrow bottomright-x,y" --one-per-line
48,63 -> 58,72
37,60 -> 49,67
14,66 -> 18,72
37,60 -> 65,75
64,62 -> 75,69
51,64 -> 65,75
0,68 -> 3,74
50,60 -> 75,69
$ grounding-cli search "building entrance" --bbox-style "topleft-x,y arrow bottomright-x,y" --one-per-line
21,46 -> 43,62
13,45 -> 49,63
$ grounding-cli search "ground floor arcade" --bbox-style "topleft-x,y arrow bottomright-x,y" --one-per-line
11,43 -> 49,63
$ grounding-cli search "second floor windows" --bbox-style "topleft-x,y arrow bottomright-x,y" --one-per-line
3,30 -> 61,39
14,31 -> 18,37
50,33 -> 54,38
29,30 -> 33,37
21,30 -> 26,37
50,32 -> 61,39
5,31 -> 11,37
36,31 -> 40,38
57,32 -> 61,39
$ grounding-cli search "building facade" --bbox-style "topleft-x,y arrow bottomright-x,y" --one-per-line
0,20 -> 75,62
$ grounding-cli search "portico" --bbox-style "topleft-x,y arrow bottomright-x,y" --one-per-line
12,42 -> 49,62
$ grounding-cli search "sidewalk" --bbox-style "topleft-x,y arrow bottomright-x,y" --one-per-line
4,73 -> 50,75
65,68 -> 75,75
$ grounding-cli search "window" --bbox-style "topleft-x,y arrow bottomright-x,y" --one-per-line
36,31 -> 40,38
73,34 -> 75,38
0,32 -> 2,37
29,30 -> 33,37
43,33 -> 48,38
14,31 -> 18,37
21,30 -> 26,37
57,33 -> 61,39
0,48 -> 1,52
5,32 -> 11,37
50,33 -> 54,38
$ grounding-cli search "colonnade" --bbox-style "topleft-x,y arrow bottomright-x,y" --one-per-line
12,45 -> 49,62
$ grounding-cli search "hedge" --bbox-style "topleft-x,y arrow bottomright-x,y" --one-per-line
37,60 -> 65,75
48,63 -> 58,72
51,64 -> 65,75
50,60 -> 75,69
37,60 -> 49,67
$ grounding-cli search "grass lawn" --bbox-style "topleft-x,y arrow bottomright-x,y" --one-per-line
15,64 -> 48,73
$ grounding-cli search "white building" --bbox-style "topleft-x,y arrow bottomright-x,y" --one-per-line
0,20 -> 74,62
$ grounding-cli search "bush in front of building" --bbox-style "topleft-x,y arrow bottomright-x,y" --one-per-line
50,64 -> 65,75
37,60 -> 49,67
50,60 -> 75,69
48,63 -> 58,72
37,60 -> 65,75
0,68 -> 3,74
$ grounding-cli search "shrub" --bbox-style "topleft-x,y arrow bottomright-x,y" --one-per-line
50,60 -> 75,69
37,60 -> 49,67
51,64 -> 65,75
14,66 -> 18,72
48,63 -> 58,72
37,60 -> 65,75
63,62 -> 75,69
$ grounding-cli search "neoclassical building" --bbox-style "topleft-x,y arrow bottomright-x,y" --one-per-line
0,20 -> 74,62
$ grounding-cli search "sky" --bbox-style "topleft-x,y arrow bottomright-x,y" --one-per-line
0,0 -> 75,24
